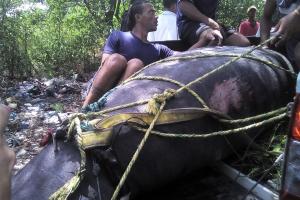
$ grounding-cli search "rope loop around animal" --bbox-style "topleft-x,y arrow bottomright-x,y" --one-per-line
147,88 -> 176,115
58,37 -> 295,200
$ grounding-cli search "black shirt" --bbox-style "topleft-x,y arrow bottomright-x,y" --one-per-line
177,0 -> 219,33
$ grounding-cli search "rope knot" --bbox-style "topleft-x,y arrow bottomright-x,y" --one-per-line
147,89 -> 176,115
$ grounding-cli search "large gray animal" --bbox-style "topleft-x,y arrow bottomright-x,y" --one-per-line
12,47 -> 294,200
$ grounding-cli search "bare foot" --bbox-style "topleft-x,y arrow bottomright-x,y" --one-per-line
0,104 -> 16,200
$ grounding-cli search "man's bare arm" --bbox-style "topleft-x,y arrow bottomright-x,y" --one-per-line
261,0 -> 276,42
273,5 -> 300,46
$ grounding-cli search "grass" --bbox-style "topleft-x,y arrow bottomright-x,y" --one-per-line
227,120 -> 288,191
50,103 -> 64,112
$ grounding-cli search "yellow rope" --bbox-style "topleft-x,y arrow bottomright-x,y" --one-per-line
70,38 -> 294,124
49,118 -> 86,200
133,113 -> 287,138
70,112 -> 109,121
124,42 -> 295,81
93,100 -> 149,115
219,107 -> 287,124
59,37 -> 293,200
176,42 -> 282,96
109,37 -> 293,199
147,89 -> 176,115
128,76 -> 208,108
66,118 -> 76,140
110,101 -> 167,200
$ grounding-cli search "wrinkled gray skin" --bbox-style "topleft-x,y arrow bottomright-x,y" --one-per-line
12,47 -> 294,200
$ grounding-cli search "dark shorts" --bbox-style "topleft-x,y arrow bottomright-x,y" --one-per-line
179,21 -> 235,46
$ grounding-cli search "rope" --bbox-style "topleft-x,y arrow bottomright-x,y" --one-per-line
219,107 -> 286,124
128,53 -> 294,77
132,113 -> 287,138
109,37 -> 294,199
83,88 -> 117,113
49,117 -> 86,200
128,76 -> 208,108
110,101 -> 167,200
57,37 -> 294,200
94,100 -> 149,115
263,48 -> 295,74
176,40 -> 285,96
147,89 -> 176,115
72,38 -> 294,123
124,40 -> 295,81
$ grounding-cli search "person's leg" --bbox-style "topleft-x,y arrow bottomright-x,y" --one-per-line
188,30 -> 211,50
294,42 -> 300,71
83,54 -> 127,107
119,58 -> 144,83
0,104 -> 15,200
224,32 -> 251,46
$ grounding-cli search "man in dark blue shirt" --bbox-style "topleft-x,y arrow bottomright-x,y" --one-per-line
83,1 -> 174,107
177,0 -> 250,49
103,31 -> 173,66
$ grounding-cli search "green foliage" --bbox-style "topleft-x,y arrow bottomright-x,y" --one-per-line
0,0 -> 117,78
0,0 -> 30,79
51,102 -> 64,112
26,0 -> 111,77
0,0 -> 269,79
218,0 -> 265,29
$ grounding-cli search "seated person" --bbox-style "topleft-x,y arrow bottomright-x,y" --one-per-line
0,104 -> 15,200
177,0 -> 250,50
148,0 -> 179,41
239,5 -> 260,37
261,0 -> 300,70
83,1 -> 175,107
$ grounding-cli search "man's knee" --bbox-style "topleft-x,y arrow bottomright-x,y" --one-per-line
225,32 -> 251,46
105,53 -> 127,68
127,58 -> 144,70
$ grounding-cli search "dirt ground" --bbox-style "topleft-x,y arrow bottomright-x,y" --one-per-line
0,77 -> 84,173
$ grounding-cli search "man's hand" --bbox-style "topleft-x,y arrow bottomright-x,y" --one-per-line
272,8 -> 300,47
207,18 -> 220,30
202,29 -> 223,45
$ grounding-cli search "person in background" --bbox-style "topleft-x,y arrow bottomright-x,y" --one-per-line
148,0 -> 179,41
261,0 -> 300,70
82,1 -> 174,108
177,0 -> 250,50
239,5 -> 260,37
0,104 -> 15,200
